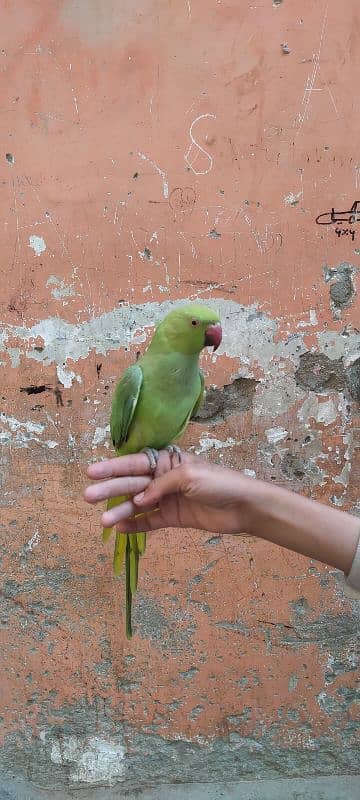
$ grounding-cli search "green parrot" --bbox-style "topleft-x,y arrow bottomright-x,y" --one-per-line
103,303 -> 222,638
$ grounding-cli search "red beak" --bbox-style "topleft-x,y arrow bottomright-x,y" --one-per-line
204,322 -> 222,351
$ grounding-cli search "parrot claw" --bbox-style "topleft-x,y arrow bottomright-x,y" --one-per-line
141,446 -> 159,472
166,444 -> 182,467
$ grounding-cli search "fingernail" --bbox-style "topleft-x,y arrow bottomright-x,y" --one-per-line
134,491 -> 145,503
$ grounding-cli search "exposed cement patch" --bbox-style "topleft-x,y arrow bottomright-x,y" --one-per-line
323,262 -> 355,310
1,775 -> 359,800
1,702 -> 359,793
345,357 -> 360,401
295,351 -> 360,401
252,371 -> 304,418
194,378 -> 259,424
278,609 -> 360,648
1,298 -> 359,427
317,327 -> 359,362
280,452 -> 324,483
295,352 -> 346,392
330,273 -> 353,307
42,732 -> 126,784
0,299 -> 278,376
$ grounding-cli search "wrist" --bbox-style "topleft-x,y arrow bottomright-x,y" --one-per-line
238,477 -> 272,537
227,473 -> 268,536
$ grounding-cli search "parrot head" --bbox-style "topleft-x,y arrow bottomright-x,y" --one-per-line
154,304 -> 222,355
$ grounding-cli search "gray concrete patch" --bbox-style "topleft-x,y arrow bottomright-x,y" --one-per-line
1,775 -> 359,800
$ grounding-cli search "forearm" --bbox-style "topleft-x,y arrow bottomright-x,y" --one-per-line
245,480 -> 360,574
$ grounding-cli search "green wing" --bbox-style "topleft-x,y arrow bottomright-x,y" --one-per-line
173,370 -> 204,441
191,370 -> 205,419
110,364 -> 143,450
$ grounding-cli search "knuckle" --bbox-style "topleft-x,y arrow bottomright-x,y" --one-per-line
155,451 -> 171,476
181,463 -> 195,485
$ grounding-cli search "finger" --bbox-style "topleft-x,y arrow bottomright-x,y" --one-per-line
115,508 -> 168,534
134,465 -> 188,506
101,499 -> 157,528
101,499 -> 136,528
154,449 -> 193,478
86,453 -> 155,480
84,476 -> 151,504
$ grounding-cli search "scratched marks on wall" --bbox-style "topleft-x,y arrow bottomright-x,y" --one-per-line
137,152 -> 169,199
184,113 -> 216,175
295,3 -> 341,135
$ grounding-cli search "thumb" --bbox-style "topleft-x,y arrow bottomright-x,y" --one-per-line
134,466 -> 185,506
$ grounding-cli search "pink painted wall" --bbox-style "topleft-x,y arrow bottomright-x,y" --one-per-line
0,1 -> 359,793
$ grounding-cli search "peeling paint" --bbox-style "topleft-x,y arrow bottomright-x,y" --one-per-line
0,413 -> 58,450
194,435 -> 237,454
296,310 -> 318,328
288,674 -> 298,692
298,395 -> 338,426
29,235 -> 46,257
22,530 -> 40,555
333,462 -> 351,487
56,365 -> 82,388
46,276 -> 76,300
0,300 -> 272,370
92,425 -> 110,448
283,191 -> 302,206
0,413 -> 44,438
315,398 -> 338,426
0,298 -> 313,416
265,427 -> 288,444
1,300 -> 357,403
243,468 -> 256,478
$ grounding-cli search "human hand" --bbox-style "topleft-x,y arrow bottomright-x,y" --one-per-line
84,450 -> 360,580
84,451 -> 253,536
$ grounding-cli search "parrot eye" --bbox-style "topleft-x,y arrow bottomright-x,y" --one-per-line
191,319 -> 199,326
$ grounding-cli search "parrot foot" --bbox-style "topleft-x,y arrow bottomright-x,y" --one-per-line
166,444 -> 182,467
141,446 -> 159,472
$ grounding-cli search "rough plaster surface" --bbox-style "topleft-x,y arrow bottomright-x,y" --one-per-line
1,776 -> 360,800
0,0 -> 360,795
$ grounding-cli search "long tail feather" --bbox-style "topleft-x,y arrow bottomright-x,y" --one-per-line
129,534 -> 139,595
102,526 -> 113,543
102,495 -> 125,543
113,531 -> 127,575
103,495 -> 146,638
125,537 -> 132,639
136,532 -> 146,555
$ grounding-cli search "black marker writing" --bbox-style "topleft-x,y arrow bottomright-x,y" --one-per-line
335,228 -> 356,241
316,201 -> 360,226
